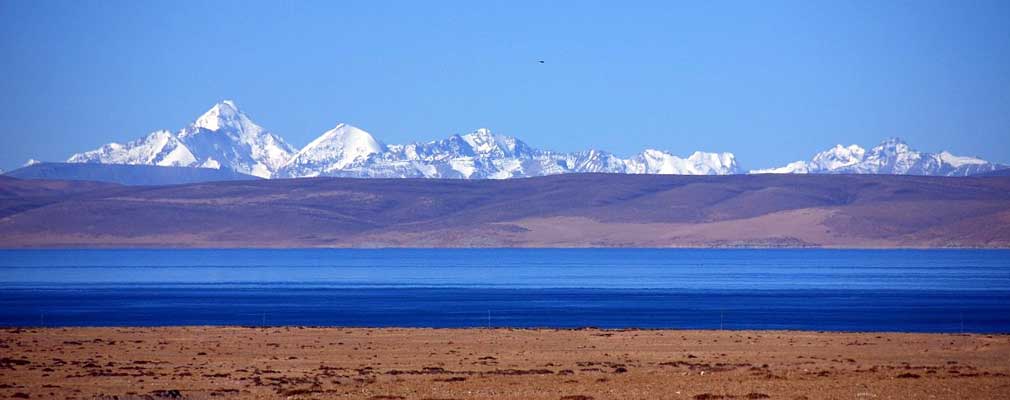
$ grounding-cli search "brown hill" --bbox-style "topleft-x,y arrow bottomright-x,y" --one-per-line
1,174 -> 1008,248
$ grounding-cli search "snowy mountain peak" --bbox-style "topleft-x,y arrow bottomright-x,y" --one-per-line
460,128 -> 532,158
68,129 -> 196,167
626,149 -> 738,175
938,151 -> 988,168
830,144 -> 865,156
809,144 -> 865,171
315,123 -> 384,156
469,127 -> 493,137
177,100 -> 296,177
752,137 -> 1005,176
869,137 -> 914,156
274,124 -> 742,179
688,151 -> 736,167
278,123 -> 384,177
68,100 -> 295,178
61,100 -> 1007,180
191,100 -> 244,132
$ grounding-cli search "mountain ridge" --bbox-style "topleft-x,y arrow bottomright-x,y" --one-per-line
67,101 -> 295,178
751,138 -> 1006,176
57,100 -> 1008,179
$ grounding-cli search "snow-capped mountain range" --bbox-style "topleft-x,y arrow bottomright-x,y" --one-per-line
67,101 -> 295,178
274,125 -> 738,179
64,101 -> 740,179
751,138 -> 1006,176
57,100 -> 1006,179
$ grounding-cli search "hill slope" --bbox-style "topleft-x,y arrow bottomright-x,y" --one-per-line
1,174 -> 1008,248
4,163 -> 260,186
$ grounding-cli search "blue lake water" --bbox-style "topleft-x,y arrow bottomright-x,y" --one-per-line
0,249 -> 1008,332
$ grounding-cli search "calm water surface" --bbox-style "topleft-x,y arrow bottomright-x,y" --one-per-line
0,249 -> 1008,332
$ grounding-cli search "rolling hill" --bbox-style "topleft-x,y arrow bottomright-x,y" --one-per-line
4,163 -> 260,186
1,174 -> 1008,248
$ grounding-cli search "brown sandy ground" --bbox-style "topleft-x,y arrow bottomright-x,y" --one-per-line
1,327 -> 1008,399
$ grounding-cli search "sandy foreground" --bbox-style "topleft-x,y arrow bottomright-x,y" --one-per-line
1,328 -> 1008,400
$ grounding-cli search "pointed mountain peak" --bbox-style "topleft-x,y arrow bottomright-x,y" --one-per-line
283,123 -> 385,172
205,99 -> 240,113
176,100 -> 294,177
870,137 -> 915,156
461,128 -> 531,157
316,123 -> 382,146
192,100 -> 247,132
461,128 -> 500,144
468,127 -> 494,137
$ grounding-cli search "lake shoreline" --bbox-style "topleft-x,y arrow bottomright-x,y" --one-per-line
3,327 -> 1009,399
5,325 -> 1010,334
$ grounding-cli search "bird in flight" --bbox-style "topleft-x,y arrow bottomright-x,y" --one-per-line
538,60 -> 545,64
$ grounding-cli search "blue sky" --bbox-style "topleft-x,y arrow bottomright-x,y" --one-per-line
1,0 -> 1008,171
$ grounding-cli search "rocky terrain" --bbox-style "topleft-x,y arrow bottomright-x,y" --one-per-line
1,327 -> 1008,399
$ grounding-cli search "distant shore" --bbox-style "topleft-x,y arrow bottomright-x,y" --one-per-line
3,327 -> 1008,399
3,174 -> 1009,248
5,244 -> 1010,249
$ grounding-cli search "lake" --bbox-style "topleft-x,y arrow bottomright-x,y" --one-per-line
1,249 -> 1008,332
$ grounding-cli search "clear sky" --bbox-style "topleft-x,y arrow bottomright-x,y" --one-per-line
1,0 -> 1008,171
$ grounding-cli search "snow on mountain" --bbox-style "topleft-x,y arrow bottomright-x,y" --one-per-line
61,100 -> 1004,180
177,100 -> 295,178
22,159 -> 43,167
277,126 -> 739,179
67,101 -> 295,178
278,127 -> 542,179
68,130 -> 197,167
811,144 -> 865,171
278,124 -> 386,178
750,160 -> 810,174
751,138 -> 1006,176
625,150 -> 738,175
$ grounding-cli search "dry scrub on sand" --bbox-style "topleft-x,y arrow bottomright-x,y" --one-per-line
1,327 -> 1008,399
